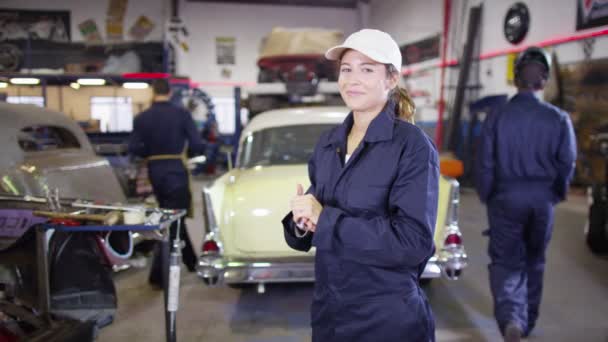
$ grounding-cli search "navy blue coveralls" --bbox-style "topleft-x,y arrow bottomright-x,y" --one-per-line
476,92 -> 577,335
283,102 -> 439,342
129,101 -> 205,283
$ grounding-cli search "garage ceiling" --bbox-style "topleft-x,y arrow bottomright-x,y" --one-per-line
187,0 -> 362,9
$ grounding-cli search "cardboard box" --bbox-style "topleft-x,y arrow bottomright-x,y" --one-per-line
259,27 -> 343,58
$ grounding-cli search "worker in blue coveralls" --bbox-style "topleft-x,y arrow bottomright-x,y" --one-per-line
129,78 -> 205,287
476,47 -> 577,341
282,29 -> 439,342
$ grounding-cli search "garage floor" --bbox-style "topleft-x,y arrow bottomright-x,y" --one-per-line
97,181 -> 608,342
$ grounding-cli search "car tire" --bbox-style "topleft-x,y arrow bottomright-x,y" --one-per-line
586,189 -> 608,255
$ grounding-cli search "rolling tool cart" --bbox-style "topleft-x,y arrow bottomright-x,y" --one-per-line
0,202 -> 186,342
32,206 -> 186,342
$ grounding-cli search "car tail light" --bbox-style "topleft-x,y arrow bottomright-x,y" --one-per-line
445,233 -> 462,246
0,326 -> 18,342
202,240 -> 219,253
50,218 -> 81,226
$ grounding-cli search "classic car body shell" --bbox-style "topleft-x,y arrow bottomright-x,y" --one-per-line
0,103 -> 137,268
0,102 -> 126,203
197,106 -> 467,288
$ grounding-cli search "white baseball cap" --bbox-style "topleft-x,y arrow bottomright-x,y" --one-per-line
325,29 -> 402,72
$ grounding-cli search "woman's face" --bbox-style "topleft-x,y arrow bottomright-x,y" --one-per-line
338,49 -> 398,114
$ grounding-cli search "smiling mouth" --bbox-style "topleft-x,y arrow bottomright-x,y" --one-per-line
346,91 -> 364,96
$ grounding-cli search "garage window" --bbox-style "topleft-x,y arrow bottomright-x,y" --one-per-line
7,96 -> 45,107
18,125 -> 81,152
90,96 -> 133,132
213,97 -> 237,134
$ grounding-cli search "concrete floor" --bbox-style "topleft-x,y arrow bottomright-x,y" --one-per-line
97,184 -> 608,342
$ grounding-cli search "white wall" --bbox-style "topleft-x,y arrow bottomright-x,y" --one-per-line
475,0 -> 608,97
368,0 -> 445,124
2,0 -> 360,134
177,1 -> 359,89
1,0 -> 168,42
479,0 -> 581,56
370,0 -> 608,100
369,0 -> 443,47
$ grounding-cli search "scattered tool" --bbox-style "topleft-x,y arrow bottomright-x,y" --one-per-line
33,210 -> 121,225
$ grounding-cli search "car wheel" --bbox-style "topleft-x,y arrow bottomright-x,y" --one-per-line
586,196 -> 608,255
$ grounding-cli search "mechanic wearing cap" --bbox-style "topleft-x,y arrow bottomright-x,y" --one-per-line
476,47 -> 576,341
282,29 -> 438,342
129,78 -> 205,287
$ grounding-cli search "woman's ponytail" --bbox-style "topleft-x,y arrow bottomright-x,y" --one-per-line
393,86 -> 416,124
386,65 -> 416,124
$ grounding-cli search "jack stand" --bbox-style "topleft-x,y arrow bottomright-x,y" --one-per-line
165,213 -> 184,342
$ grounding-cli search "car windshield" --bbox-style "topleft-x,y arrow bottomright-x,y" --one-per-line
239,124 -> 335,168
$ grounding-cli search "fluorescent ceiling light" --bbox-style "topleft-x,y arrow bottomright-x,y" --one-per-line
0,82 -> 7,88
10,78 -> 40,85
77,78 -> 106,86
122,82 -> 149,89
70,82 -> 80,90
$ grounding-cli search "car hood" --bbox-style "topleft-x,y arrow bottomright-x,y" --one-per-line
215,165 -> 453,258
227,164 -> 312,255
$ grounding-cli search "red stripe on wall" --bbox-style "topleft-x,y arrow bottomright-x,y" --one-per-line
402,28 -> 608,75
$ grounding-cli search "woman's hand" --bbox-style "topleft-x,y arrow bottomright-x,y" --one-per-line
291,184 -> 323,232
292,184 -> 317,232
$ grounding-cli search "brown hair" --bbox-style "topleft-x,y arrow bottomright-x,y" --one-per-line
338,49 -> 416,123
386,65 -> 415,124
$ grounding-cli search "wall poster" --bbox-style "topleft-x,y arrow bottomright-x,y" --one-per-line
216,36 -> 236,65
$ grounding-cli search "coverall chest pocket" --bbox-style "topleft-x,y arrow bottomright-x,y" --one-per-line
347,185 -> 389,214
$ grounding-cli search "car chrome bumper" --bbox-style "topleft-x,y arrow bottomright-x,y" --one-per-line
198,251 -> 467,287
197,254 -> 315,286
421,256 -> 442,279
437,245 -> 468,280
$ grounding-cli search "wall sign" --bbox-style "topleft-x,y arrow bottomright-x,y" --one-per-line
106,0 -> 128,41
503,2 -> 530,45
129,15 -> 155,41
78,19 -> 102,43
216,37 -> 236,65
400,34 -> 441,66
577,0 -> 608,30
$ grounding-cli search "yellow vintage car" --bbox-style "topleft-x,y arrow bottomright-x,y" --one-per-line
197,107 -> 467,293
